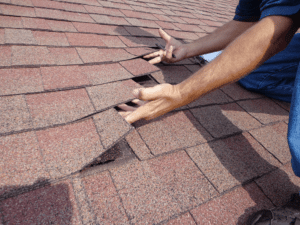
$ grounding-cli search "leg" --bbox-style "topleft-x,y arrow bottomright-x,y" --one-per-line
288,63 -> 300,177
239,33 -> 300,102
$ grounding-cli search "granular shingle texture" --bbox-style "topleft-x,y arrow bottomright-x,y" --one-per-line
0,0 -> 293,223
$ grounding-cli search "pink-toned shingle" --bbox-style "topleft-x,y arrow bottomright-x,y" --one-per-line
11,0 -> 33,6
152,65 -> 193,84
5,28 -> 36,44
135,111 -> 212,155
0,15 -> 23,28
35,8 -> 65,20
121,9 -> 157,20
76,47 -> 134,63
86,80 -> 141,111
73,22 -> 130,35
188,89 -> 232,107
48,47 -> 83,65
0,46 -> 11,66
166,213 -> 196,225
238,98 -> 289,124
82,63 -> 133,85
22,17 -> 52,30
221,82 -> 263,100
255,163 -> 300,206
84,5 -> 125,16
90,14 -> 129,25
93,108 -> 132,148
61,2 -> 87,12
36,119 -> 104,177
0,28 -> 4,44
0,95 -> 32,134
202,19 -> 224,27
66,33 -> 106,47
120,58 -> 159,76
0,68 -> 43,95
0,4 -> 36,17
125,47 -> 154,56
62,11 -> 94,23
31,0 -> 64,9
1,180 -> 81,224
153,14 -> 174,22
173,23 -> 204,32
0,132 -> 49,194
249,122 -> 290,164
32,31 -> 69,46
125,129 -> 153,160
40,65 -> 90,90
26,89 -> 95,128
190,103 -> 261,138
165,30 -> 199,40
47,20 -> 77,32
100,35 -> 126,47
191,183 -> 273,225
155,21 -> 179,30
82,171 -> 130,224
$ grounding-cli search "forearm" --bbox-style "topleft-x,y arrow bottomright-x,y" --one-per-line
178,16 -> 297,104
184,20 -> 256,58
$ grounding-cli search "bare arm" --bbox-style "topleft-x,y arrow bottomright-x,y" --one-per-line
184,20 -> 256,58
144,20 -> 256,64
125,15 -> 298,123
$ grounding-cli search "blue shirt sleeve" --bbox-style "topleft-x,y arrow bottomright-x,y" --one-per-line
234,0 -> 300,22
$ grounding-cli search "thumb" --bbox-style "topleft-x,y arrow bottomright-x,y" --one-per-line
133,85 -> 165,101
158,28 -> 171,42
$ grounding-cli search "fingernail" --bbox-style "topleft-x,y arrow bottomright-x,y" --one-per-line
132,89 -> 140,97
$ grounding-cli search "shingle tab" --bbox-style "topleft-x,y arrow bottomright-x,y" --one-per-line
120,58 -> 159,76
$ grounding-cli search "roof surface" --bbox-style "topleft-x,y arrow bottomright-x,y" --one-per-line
0,0 -> 299,224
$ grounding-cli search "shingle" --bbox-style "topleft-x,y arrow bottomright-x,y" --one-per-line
118,36 -> 158,47
125,129 -> 153,160
202,19 -> 224,27
47,20 -> 77,32
152,65 -> 193,84
0,68 -> 43,95
125,47 -> 154,56
82,171 -> 130,224
190,183 -> 273,225
165,30 -> 199,40
90,14 -> 129,25
190,103 -> 261,138
48,47 -> 83,65
1,180 -> 81,224
62,2 -> 87,12
238,98 -> 289,124
83,63 -> 133,85
36,119 -> 104,177
0,46 -> 11,66
26,89 -> 95,128
86,80 -> 141,111
125,26 -> 157,37
0,15 -> 23,28
62,11 -> 94,23
73,22 -> 130,35
0,95 -> 32,134
32,31 -> 69,46
155,21 -> 179,30
0,131 -> 48,193
31,0 -> 64,9
221,82 -> 263,100
249,122 -> 290,164
173,23 -> 204,32
65,33 -> 106,47
153,14 -> 174,22
165,213 -> 196,225
135,111 -> 212,155
255,163 -> 300,206
35,8 -> 65,20
100,35 -> 126,47
93,108 -> 132,148
11,46 -> 55,66
0,4 -> 36,17
22,17 -> 52,30
5,28 -> 36,44
84,5 -> 125,17
0,28 -> 4,44
76,47 -> 134,63
40,65 -> 90,90
120,9 -> 157,20
120,58 -> 159,76
188,89 -> 232,107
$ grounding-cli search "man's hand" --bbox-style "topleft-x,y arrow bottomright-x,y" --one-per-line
143,28 -> 187,64
118,84 -> 185,124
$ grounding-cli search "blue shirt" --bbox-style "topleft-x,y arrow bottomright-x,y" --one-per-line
234,0 -> 300,22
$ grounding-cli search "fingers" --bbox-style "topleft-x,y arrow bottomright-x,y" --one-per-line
143,49 -> 164,59
166,45 -> 173,59
133,85 -> 165,101
118,103 -> 137,112
148,56 -> 163,64
158,28 -> 171,42
132,99 -> 146,106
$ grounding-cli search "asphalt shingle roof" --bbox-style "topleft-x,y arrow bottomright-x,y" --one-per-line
0,0 -> 299,224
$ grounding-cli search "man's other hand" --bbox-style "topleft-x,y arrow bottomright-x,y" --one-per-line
118,84 -> 184,124
143,28 -> 187,64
